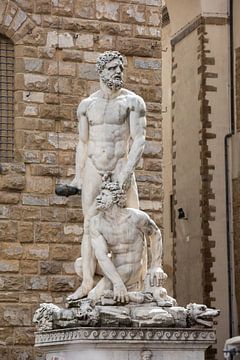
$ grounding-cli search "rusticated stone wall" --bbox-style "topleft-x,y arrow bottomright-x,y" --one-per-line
0,1 -> 162,359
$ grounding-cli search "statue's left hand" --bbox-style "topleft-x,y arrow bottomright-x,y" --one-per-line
147,267 -> 167,287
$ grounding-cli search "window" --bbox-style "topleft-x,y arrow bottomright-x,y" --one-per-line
0,34 -> 14,162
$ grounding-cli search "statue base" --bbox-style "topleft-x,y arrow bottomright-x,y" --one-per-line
35,327 -> 216,360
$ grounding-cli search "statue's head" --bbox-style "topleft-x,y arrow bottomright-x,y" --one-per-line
96,51 -> 124,90
96,175 -> 126,210
141,350 -> 152,360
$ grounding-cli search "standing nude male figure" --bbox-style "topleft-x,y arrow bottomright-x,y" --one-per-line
67,51 -> 146,300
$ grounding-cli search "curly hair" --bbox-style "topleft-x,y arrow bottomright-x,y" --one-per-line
96,51 -> 124,74
101,180 -> 126,208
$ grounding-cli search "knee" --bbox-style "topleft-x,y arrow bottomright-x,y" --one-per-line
74,257 -> 83,278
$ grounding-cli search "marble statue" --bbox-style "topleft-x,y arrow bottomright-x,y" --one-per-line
65,51 -> 147,301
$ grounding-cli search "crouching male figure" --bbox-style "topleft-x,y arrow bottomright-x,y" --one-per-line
85,178 -> 163,303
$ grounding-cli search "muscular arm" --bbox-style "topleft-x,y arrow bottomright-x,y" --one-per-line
70,101 -> 89,189
140,213 -> 162,268
118,96 -> 146,189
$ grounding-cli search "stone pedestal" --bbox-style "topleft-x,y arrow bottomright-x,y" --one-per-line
35,327 -> 216,360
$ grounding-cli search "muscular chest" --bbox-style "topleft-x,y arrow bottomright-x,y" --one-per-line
102,219 -> 140,246
87,99 -> 129,126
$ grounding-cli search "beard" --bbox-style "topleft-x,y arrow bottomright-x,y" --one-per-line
101,75 -> 123,90
96,200 -> 114,211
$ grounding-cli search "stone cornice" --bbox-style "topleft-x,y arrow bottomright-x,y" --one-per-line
35,327 -> 216,347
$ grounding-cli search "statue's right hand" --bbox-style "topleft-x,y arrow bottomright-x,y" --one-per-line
113,283 -> 129,304
55,184 -> 81,197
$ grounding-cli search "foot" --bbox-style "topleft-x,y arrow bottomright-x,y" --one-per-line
66,284 -> 91,302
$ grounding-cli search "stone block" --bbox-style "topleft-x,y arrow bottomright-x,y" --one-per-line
62,262 -> 75,274
0,243 -> 23,260
9,347 -> 33,360
25,176 -> 53,194
100,22 -> 132,37
24,74 -> 49,91
40,261 -> 62,275
117,38 -> 161,57
96,0 -> 120,22
13,327 -> 35,345
20,260 -> 38,274
72,78 -> 88,96
35,222 -> 63,243
25,276 -> 48,290
0,192 -> 20,204
62,49 -> 83,62
59,62 -> 76,76
75,0 -> 95,19
24,58 -> 43,72
18,222 -> 34,243
11,9 -> 27,31
0,292 -> 19,303
22,195 -> 49,206
59,33 -> 74,48
97,34 -> 115,51
146,6 -> 161,26
41,207 -> 66,222
150,185 -> 162,200
66,209 -> 84,223
145,158 -> 162,171
0,174 -> 25,191
135,25 -> 161,39
75,34 -> 94,49
0,206 -> 10,219
24,244 -> 49,260
0,221 -> 18,241
35,0 -> 51,14
0,2 -> 7,24
0,347 -> 8,360
14,0 -> 33,12
0,260 -> 19,273
52,0 -> 73,16
50,244 -> 80,260
3,3 -> 18,27
120,4 -> 145,24
140,200 -> 162,212
2,305 -> 31,326
63,224 -> 83,242
143,141 -> 162,158
78,63 -> 98,81
0,276 -> 24,291
83,51 -> 102,63
23,91 -> 44,103
134,57 -> 161,69
47,132 -> 78,150
21,207 -> 41,220
24,105 -> 38,116
49,276 -> 77,291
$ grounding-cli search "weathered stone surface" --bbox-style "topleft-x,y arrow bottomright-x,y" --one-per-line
25,276 -> 48,290
0,276 -> 24,291
0,192 -> 20,204
25,176 -> 53,194
0,243 -> 23,259
0,260 -> 19,273
24,245 -> 49,260
2,306 -> 31,326
117,38 -> 161,57
35,222 -> 63,243
20,260 -> 38,274
66,209 -> 84,223
13,327 -> 35,345
96,0 -> 120,21
0,221 -> 18,241
75,0 -> 95,19
18,222 -> 34,242
40,261 -> 62,275
0,174 -> 25,191
52,0 -> 73,16
121,4 -> 145,24
50,244 -> 80,260
135,25 -> 161,39
75,34 -> 94,49
24,58 -> 43,72
49,276 -> 77,291
22,195 -> 49,206
134,57 -> 161,69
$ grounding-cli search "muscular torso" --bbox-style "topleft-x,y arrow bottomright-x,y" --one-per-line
83,90 -> 134,172
98,210 -> 146,268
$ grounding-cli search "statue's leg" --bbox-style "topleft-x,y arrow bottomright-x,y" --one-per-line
88,276 -> 112,301
67,160 -> 102,301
